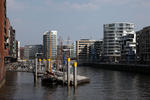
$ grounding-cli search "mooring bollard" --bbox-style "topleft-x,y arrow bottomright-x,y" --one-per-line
43,59 -> 46,72
35,58 -> 38,82
67,58 -> 71,87
39,59 -> 42,71
63,65 -> 65,85
73,62 -> 77,88
48,59 -> 51,72
50,59 -> 52,73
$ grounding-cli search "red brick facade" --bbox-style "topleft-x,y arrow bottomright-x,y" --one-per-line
4,18 -> 10,57
0,0 -> 6,87
20,47 -> 24,59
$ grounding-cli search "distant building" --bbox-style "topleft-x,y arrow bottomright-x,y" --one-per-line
136,26 -> 150,64
24,45 -> 43,59
76,39 -> 102,63
15,40 -> 18,59
103,22 -> 135,62
120,34 -> 136,63
90,40 -> 103,61
43,30 -> 57,59
9,26 -> 16,58
71,42 -> 76,59
20,47 -> 24,60
18,41 -> 21,60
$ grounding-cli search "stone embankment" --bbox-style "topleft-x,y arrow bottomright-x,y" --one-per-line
6,62 -> 33,72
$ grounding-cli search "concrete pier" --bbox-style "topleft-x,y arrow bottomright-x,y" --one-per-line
57,73 -> 90,86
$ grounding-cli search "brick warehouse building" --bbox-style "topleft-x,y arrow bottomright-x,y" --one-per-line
4,18 -> 10,57
0,0 -> 7,87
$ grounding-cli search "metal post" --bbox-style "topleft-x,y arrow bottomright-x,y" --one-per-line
39,59 -> 42,71
67,58 -> 70,87
73,62 -> 77,88
43,59 -> 46,72
48,59 -> 51,72
63,65 -> 65,85
35,58 -> 38,82
50,60 -> 52,72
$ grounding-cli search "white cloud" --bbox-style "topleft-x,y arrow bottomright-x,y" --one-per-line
7,0 -> 26,12
44,0 -> 150,12
44,0 -> 100,11
66,2 -> 98,10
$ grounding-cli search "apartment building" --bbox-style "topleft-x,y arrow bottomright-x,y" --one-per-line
24,45 -> 43,59
136,26 -> 150,64
76,39 -> 103,63
43,30 -> 57,59
120,34 -> 136,63
103,22 -> 135,62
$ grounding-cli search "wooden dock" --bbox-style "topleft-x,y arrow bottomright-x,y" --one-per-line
57,74 -> 90,85
41,71 -> 90,86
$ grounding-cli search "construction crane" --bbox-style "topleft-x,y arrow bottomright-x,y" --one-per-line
64,36 -> 72,58
56,36 -> 63,70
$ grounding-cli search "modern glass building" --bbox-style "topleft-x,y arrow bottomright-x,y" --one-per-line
43,30 -> 57,59
103,22 -> 135,62
24,45 -> 43,59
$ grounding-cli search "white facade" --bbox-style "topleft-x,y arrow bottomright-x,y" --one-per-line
43,30 -> 57,59
71,42 -> 76,58
103,22 -> 135,62
120,33 -> 136,63
18,41 -> 20,60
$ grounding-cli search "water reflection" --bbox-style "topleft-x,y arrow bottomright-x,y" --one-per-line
0,67 -> 150,100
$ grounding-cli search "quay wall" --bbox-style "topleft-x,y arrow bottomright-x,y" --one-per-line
81,63 -> 150,74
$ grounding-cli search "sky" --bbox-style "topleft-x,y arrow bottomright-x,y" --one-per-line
7,0 -> 150,46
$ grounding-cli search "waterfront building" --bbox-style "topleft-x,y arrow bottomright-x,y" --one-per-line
15,40 -> 18,59
103,22 -> 135,62
20,47 -> 24,60
136,26 -> 150,64
24,45 -> 43,59
4,18 -> 10,57
0,0 -> 7,88
18,41 -> 21,60
43,30 -> 57,59
120,34 -> 136,63
9,26 -> 16,58
90,40 -> 103,61
71,42 -> 76,59
76,39 -> 102,63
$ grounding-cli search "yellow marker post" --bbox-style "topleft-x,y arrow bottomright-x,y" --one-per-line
68,58 -> 70,62
47,59 -> 51,72
73,62 -> 78,88
39,59 -> 42,71
43,59 -> 46,72
48,59 -> 51,61
67,58 -> 71,86
74,62 -> 77,67
39,59 -> 42,62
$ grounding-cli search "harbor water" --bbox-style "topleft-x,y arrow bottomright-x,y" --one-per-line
1,66 -> 150,100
